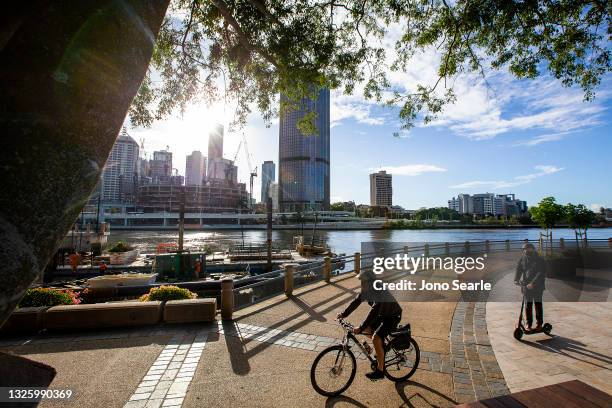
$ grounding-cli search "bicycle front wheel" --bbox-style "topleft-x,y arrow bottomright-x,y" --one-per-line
310,345 -> 357,397
384,337 -> 420,382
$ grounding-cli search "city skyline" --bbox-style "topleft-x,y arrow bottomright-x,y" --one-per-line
127,75 -> 611,211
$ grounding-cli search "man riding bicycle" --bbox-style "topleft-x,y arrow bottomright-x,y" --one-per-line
336,269 -> 402,380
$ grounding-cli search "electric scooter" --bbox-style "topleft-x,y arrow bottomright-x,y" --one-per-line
513,281 -> 552,340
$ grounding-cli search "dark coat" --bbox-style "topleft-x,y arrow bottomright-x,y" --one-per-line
340,290 -> 402,332
514,254 -> 546,291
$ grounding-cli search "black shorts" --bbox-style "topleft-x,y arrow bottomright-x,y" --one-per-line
370,314 -> 401,338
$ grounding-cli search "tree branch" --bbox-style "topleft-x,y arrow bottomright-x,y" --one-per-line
212,0 -> 281,69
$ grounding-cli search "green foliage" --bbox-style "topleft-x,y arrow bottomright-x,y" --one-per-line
139,285 -> 197,302
19,288 -> 80,307
530,197 -> 565,229
565,203 -> 596,230
107,241 -> 133,253
414,207 -> 459,221
130,0 -> 610,132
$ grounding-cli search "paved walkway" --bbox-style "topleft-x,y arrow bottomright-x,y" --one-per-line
487,301 -> 612,394
2,252 -> 609,407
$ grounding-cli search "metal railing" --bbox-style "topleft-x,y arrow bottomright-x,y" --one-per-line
221,238 -> 612,318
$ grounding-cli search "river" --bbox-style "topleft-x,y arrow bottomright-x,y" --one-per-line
108,228 -> 612,255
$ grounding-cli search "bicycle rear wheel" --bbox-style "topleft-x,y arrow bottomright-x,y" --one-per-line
310,345 -> 356,397
384,337 -> 420,382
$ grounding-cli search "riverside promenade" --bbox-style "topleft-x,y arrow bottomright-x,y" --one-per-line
1,250 -> 610,407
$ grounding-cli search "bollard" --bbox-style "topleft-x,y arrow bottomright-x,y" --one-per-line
559,238 -> 565,250
485,240 -> 490,252
608,238 -> 612,248
444,242 -> 450,256
424,244 -> 429,257
505,239 -> 510,251
284,264 -> 295,296
354,252 -> 361,275
221,279 -> 234,321
464,240 -> 470,254
324,256 -> 331,283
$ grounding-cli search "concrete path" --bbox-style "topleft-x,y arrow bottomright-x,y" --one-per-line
487,301 -> 612,394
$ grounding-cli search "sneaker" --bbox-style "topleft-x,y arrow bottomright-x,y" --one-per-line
365,369 -> 384,380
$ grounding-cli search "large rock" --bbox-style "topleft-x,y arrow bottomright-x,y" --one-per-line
163,299 -> 217,323
44,301 -> 162,330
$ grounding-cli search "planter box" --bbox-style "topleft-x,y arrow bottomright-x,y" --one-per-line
545,257 -> 576,278
44,301 -> 161,330
163,299 -> 217,323
0,307 -> 47,335
108,248 -> 139,265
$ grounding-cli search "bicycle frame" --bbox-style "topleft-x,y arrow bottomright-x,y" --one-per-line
338,320 -> 408,368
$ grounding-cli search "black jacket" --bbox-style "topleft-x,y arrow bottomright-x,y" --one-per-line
514,254 -> 546,291
339,290 -> 402,332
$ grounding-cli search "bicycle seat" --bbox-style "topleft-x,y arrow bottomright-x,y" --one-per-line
390,324 -> 410,337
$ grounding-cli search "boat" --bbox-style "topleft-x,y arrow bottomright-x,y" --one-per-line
87,273 -> 158,288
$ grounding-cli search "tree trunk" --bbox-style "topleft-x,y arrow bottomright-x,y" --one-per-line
0,0 -> 170,327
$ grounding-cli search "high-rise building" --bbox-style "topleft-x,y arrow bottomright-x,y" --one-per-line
369,170 -> 393,207
207,124 -> 223,174
278,88 -> 330,211
185,151 -> 206,185
150,150 -> 172,184
208,158 -> 237,184
100,128 -> 139,202
261,161 -> 275,203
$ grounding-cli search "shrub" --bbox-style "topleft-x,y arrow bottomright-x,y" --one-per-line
139,285 -> 196,302
19,288 -> 81,307
108,241 -> 133,253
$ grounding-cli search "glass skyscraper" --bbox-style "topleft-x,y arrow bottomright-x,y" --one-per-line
278,88 -> 330,212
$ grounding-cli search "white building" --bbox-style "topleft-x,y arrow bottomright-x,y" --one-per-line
185,151 -> 206,185
101,128 -> 139,202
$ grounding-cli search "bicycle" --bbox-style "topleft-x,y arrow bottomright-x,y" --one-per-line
310,318 -> 420,397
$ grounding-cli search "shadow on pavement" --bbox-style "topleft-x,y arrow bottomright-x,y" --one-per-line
521,335 -> 612,369
217,321 -> 251,376
325,395 -> 369,408
394,380 -> 457,407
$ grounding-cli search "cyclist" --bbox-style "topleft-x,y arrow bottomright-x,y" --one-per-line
336,269 -> 402,380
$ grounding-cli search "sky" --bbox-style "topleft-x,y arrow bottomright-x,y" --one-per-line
128,30 -> 611,211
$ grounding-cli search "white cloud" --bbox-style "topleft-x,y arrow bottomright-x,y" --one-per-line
451,165 -> 563,189
590,203 -> 603,211
373,164 -> 447,176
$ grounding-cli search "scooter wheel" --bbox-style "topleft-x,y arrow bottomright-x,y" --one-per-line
513,328 -> 523,340
543,323 -> 552,335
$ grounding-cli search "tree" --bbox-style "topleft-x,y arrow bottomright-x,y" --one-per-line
530,197 -> 565,256
130,0 -> 610,133
565,203 -> 596,246
0,1 -> 170,327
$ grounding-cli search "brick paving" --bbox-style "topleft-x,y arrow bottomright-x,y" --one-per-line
449,296 -> 509,404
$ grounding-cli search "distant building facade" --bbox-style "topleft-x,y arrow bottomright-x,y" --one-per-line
369,170 -> 392,207
149,150 -> 173,184
207,124 -> 223,175
185,151 -> 206,185
448,193 -> 527,217
278,88 -> 330,212
261,161 -> 275,203
100,129 -> 139,203
136,181 -> 247,213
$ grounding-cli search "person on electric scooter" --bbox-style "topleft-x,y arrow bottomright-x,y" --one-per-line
336,269 -> 402,380
514,242 -> 546,333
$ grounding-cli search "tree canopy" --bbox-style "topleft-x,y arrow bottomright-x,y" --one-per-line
129,0 -> 611,134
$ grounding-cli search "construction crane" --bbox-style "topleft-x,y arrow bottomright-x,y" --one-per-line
229,133 -> 257,212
